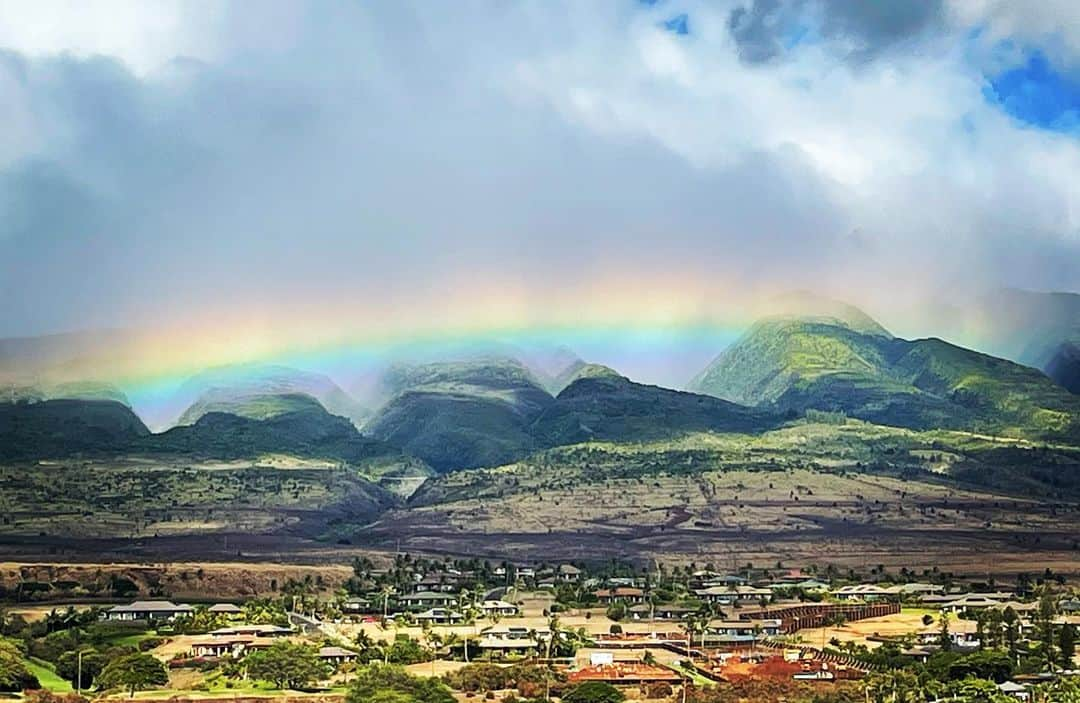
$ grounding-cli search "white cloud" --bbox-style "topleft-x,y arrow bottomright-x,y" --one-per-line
0,0 -> 1077,342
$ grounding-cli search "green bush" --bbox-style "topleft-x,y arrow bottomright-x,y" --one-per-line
562,681 -> 625,703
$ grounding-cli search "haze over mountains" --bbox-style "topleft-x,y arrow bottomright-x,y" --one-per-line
3,289 -> 1079,476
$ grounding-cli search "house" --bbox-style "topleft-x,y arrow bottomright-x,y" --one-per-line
695,586 -> 771,604
478,625 -> 548,655
415,608 -> 464,624
941,595 -> 1014,614
318,646 -> 358,666
209,624 -> 292,637
399,591 -> 458,609
414,575 -> 460,593
595,588 -> 646,604
558,565 -> 583,582
1059,598 -> 1080,614
830,585 -> 897,601
568,663 -> 683,685
997,681 -> 1030,701
480,599 -> 519,617
190,637 -> 252,658
106,600 -> 194,621
627,604 -> 697,620
704,619 -> 783,643
766,579 -> 829,592
207,603 -> 244,616
343,597 -> 374,613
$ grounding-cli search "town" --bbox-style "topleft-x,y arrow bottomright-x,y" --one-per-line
1,557 -> 1078,702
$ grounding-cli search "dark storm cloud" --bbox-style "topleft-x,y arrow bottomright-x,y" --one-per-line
729,0 -> 946,65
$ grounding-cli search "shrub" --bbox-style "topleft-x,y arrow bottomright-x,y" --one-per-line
563,681 -> 625,703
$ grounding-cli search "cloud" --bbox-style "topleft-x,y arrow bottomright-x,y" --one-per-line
0,0 -> 1077,350
728,0 -> 946,65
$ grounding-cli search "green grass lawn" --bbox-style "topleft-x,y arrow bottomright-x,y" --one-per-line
24,657 -> 74,693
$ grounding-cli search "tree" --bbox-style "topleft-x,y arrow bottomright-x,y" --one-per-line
346,664 -> 454,703
244,641 -> 329,690
1060,624 -> 1077,669
562,681 -> 625,703
56,649 -> 107,689
938,612 -> 952,652
0,638 -> 39,692
96,653 -> 168,698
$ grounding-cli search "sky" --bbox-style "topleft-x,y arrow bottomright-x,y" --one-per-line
2,0 -> 1080,395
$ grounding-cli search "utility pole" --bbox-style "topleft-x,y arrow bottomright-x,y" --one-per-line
76,649 -> 83,695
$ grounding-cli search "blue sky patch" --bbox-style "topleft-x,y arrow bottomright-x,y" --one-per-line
985,51 -> 1080,133
663,13 -> 689,36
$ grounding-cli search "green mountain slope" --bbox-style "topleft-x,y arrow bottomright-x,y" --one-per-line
691,314 -> 1080,441
913,288 -> 1080,394
144,393 -> 404,465
546,361 -> 622,395
364,358 -> 554,472
167,364 -> 368,428
0,399 -> 150,460
178,390 -> 324,425
533,373 -> 777,447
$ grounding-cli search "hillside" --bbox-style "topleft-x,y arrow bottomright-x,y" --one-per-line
144,393 -> 403,465
533,373 -> 777,446
165,363 -> 368,428
1045,341 -> 1080,394
379,420 -> 1080,566
1,380 -> 130,406
690,314 -> 1080,441
364,358 -> 554,472
177,390 -> 326,425
0,399 -> 150,460
913,288 -> 1080,393
546,361 -> 622,394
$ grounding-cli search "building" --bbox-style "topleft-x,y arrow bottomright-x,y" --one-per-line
190,637 -> 251,658
695,585 -> 771,604
704,619 -> 783,643
207,603 -> 244,616
595,588 -> 646,604
480,599 -> 519,617
996,681 -> 1030,701
415,608 -> 464,624
343,597 -> 374,613
105,600 -> 194,621
399,591 -> 458,610
318,646 -> 358,667
627,604 -> 697,620
941,595 -> 1016,614
478,625 -> 549,656
209,624 -> 292,637
558,564 -> 583,582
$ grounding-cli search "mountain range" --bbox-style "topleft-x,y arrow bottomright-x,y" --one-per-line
4,290 -> 1080,483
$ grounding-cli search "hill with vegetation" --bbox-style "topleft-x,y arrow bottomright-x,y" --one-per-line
0,399 -> 150,460
690,314 -> 1080,442
144,393 -> 410,465
364,358 -> 555,472
168,363 -> 369,428
533,373 -> 778,447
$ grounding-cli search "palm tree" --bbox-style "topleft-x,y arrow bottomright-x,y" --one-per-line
424,627 -> 444,677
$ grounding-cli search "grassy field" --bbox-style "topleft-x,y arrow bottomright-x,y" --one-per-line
24,657 -> 74,692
